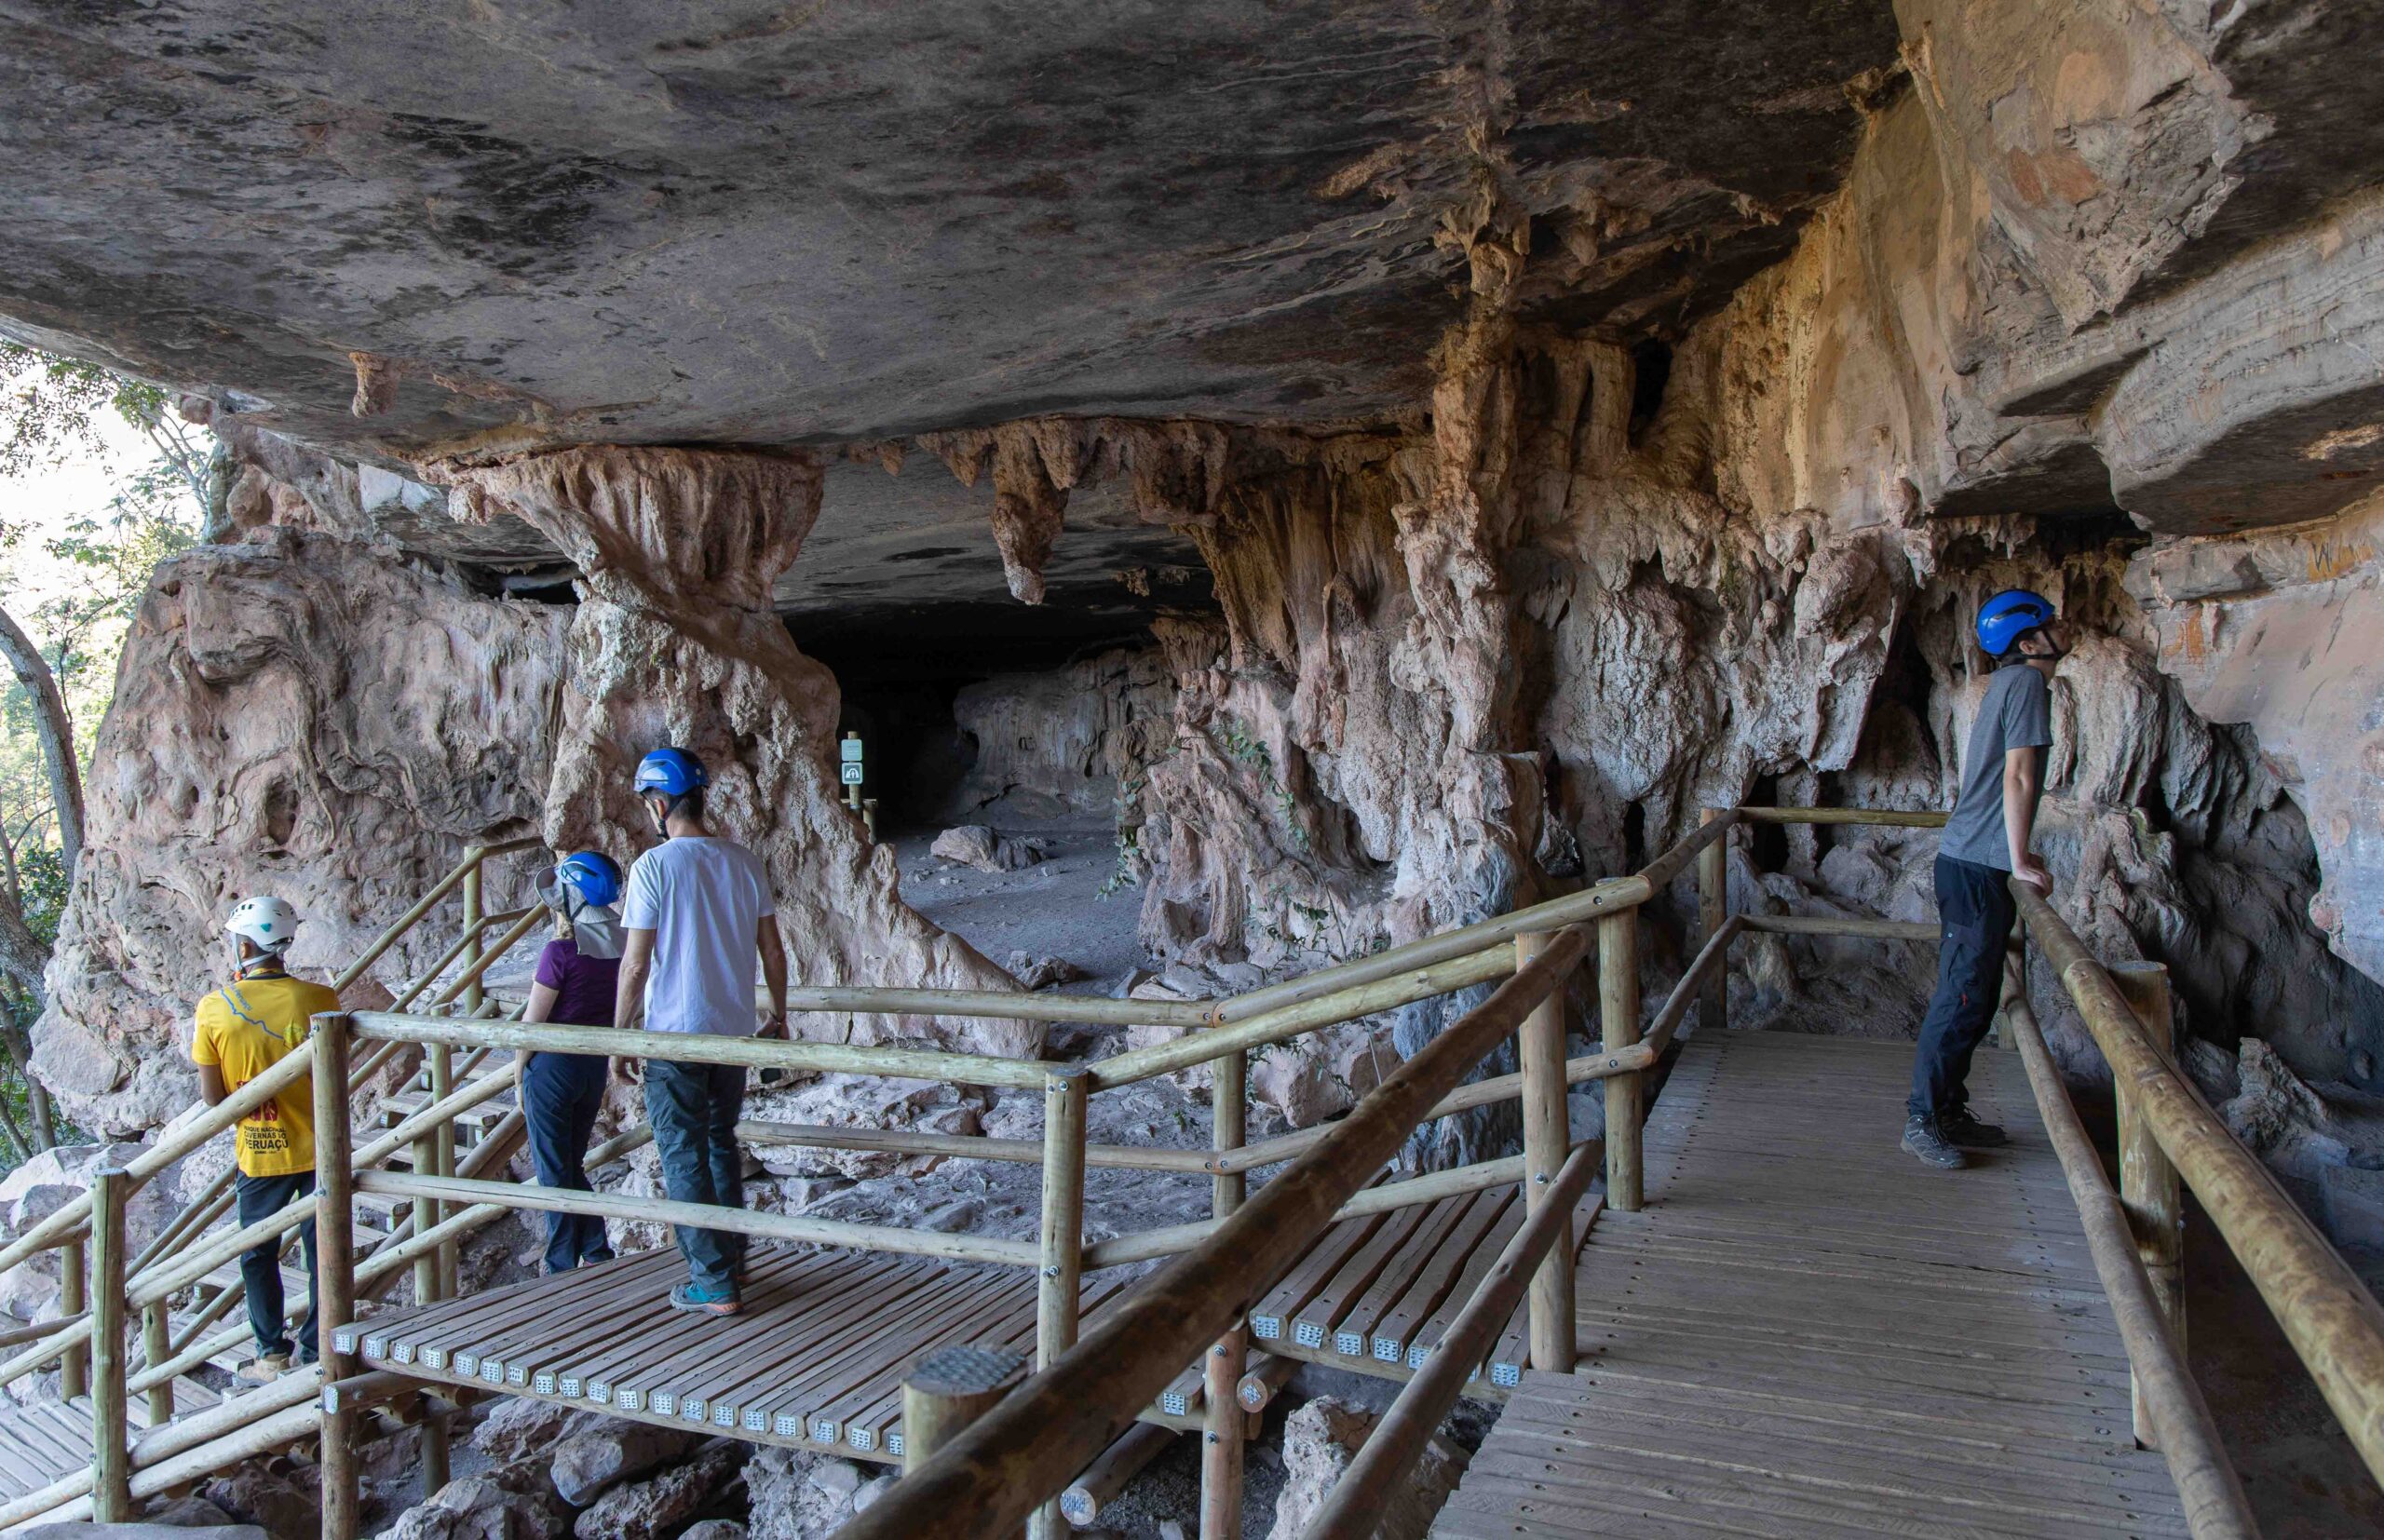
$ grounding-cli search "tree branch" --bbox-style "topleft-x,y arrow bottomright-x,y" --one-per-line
0,603 -> 85,872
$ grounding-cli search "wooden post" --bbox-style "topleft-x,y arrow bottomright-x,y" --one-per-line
57,1235 -> 85,1401
1598,908 -> 1643,1212
1032,1067 -> 1088,1540
313,1014 -> 360,1540
89,1168 -> 131,1522
1995,938 -> 2025,1051
430,1043 -> 458,1300
141,1300 -> 175,1423
902,1344 -> 1026,1478
2113,961 -> 2185,1449
1697,808 -> 1728,1034
411,1128 -> 451,1497
1202,1047 -> 1248,1540
1515,932 -> 1576,1371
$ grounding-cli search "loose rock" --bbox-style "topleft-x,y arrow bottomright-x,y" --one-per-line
1265,1396 -> 1462,1540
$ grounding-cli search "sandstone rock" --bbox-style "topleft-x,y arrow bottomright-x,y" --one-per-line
549,1424 -> 703,1507
138,1498 -> 240,1529
744,1446 -> 878,1540
743,1075 -> 985,1182
676,1524 -> 745,1540
385,1463 -> 570,1540
196,1458 -> 323,1540
1004,951 -> 1090,992
31,528 -> 565,1137
950,647 -> 1175,819
571,1439 -> 746,1540
1264,1396 -> 1462,1540
441,447 -> 1036,1064
932,825 -> 1041,873
471,1398 -> 617,1465
0,1142 -> 175,1317
2320,1166 -> 2384,1252
26,1526 -> 264,1540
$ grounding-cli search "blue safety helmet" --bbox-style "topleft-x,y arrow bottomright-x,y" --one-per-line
1974,588 -> 2055,658
549,851 -> 623,911
633,747 -> 709,799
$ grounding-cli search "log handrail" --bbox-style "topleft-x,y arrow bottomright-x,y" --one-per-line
836,925 -> 1593,1539
2000,965 -> 2259,1537
2013,881 -> 2384,1493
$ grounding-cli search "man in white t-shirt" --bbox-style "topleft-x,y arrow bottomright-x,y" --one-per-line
613,748 -> 789,1314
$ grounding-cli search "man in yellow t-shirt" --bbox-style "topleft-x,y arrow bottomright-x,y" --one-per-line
192,896 -> 339,1382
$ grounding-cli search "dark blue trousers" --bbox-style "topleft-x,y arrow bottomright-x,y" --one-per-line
643,1059 -> 746,1295
1910,855 -> 2018,1119
522,1052 -> 615,1274
234,1170 -> 318,1361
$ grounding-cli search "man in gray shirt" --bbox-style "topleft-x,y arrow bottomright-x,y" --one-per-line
1904,589 -> 2063,1169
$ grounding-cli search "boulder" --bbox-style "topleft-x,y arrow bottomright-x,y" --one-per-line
2320,1165 -> 2384,1252
678,1525 -> 746,1540
1264,1397 -> 1462,1540
1004,951 -> 1091,992
196,1459 -> 323,1540
931,825 -> 1042,873
572,1439 -> 748,1540
384,1463 -> 571,1540
745,1447 -> 880,1540
550,1424 -> 704,1507
743,1075 -> 985,1182
472,1398 -> 617,1465
26,1528 -> 264,1540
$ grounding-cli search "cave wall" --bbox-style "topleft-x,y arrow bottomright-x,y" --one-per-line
947,646 -> 1175,823
34,527 -> 567,1135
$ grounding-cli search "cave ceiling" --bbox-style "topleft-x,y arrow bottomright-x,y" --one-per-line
0,0 -> 1897,634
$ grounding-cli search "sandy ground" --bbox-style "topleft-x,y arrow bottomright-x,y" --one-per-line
888,820 -> 1149,995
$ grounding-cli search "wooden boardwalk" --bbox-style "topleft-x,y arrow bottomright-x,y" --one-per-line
0,1399 -> 93,1506
336,1180 -> 1602,1465
1435,1030 -> 2190,1539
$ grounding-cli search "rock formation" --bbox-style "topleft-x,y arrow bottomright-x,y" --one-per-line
438,444 -> 1030,1058
34,526 -> 566,1134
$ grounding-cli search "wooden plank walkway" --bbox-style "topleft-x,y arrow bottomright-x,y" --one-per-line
0,1399 -> 94,1504
334,1174 -> 1605,1466
1435,1030 -> 2190,1539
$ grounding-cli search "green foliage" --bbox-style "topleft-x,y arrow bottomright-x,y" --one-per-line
0,342 -> 169,482
0,343 -> 205,1165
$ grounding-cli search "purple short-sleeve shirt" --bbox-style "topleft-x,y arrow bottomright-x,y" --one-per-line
534,938 -> 622,1030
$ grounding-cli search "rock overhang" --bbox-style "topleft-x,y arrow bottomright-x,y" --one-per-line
0,1 -> 1894,455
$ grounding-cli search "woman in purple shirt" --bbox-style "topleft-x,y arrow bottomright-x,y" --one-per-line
519,851 -> 626,1273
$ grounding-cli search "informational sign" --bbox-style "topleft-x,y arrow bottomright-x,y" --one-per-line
840,763 -> 864,785
839,738 -> 864,762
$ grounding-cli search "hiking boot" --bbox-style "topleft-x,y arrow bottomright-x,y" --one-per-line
237,1351 -> 292,1384
1941,1106 -> 2009,1149
670,1283 -> 740,1317
1901,1115 -> 1965,1170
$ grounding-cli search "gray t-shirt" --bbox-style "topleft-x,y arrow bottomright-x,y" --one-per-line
621,836 -> 773,1035
1941,664 -> 2054,870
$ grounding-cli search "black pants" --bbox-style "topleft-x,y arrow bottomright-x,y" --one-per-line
1909,855 -> 2017,1120
235,1169 -> 318,1362
523,1052 -> 615,1274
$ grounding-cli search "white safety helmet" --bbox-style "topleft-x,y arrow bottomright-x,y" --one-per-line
224,896 -> 300,956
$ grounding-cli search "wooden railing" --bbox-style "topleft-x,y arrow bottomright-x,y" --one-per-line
23,803 -> 2384,1540
0,833 -> 558,1530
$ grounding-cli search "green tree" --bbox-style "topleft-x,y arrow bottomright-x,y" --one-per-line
0,341 -> 208,1160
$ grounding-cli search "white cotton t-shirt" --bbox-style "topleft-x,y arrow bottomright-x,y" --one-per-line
620,836 -> 774,1035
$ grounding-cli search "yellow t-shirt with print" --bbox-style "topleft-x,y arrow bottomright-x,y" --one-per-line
191,971 -> 338,1178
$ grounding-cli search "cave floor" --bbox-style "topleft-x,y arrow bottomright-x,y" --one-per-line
888,820 -> 1150,996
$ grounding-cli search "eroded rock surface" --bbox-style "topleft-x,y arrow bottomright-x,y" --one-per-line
33,527 -> 565,1135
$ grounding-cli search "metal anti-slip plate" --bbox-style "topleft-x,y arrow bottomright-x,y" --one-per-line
810,1418 -> 837,1444
1372,1337 -> 1402,1362
394,1344 -> 416,1365
1333,1331 -> 1364,1356
886,1434 -> 903,1459
847,1428 -> 874,1452
1294,1322 -> 1325,1348
1250,1316 -> 1281,1340
773,1413 -> 802,1438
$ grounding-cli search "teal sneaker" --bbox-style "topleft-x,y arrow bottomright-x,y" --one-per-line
670,1282 -> 740,1317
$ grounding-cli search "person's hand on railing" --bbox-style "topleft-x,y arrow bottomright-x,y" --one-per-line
2012,856 -> 2053,895
609,1055 -> 643,1089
